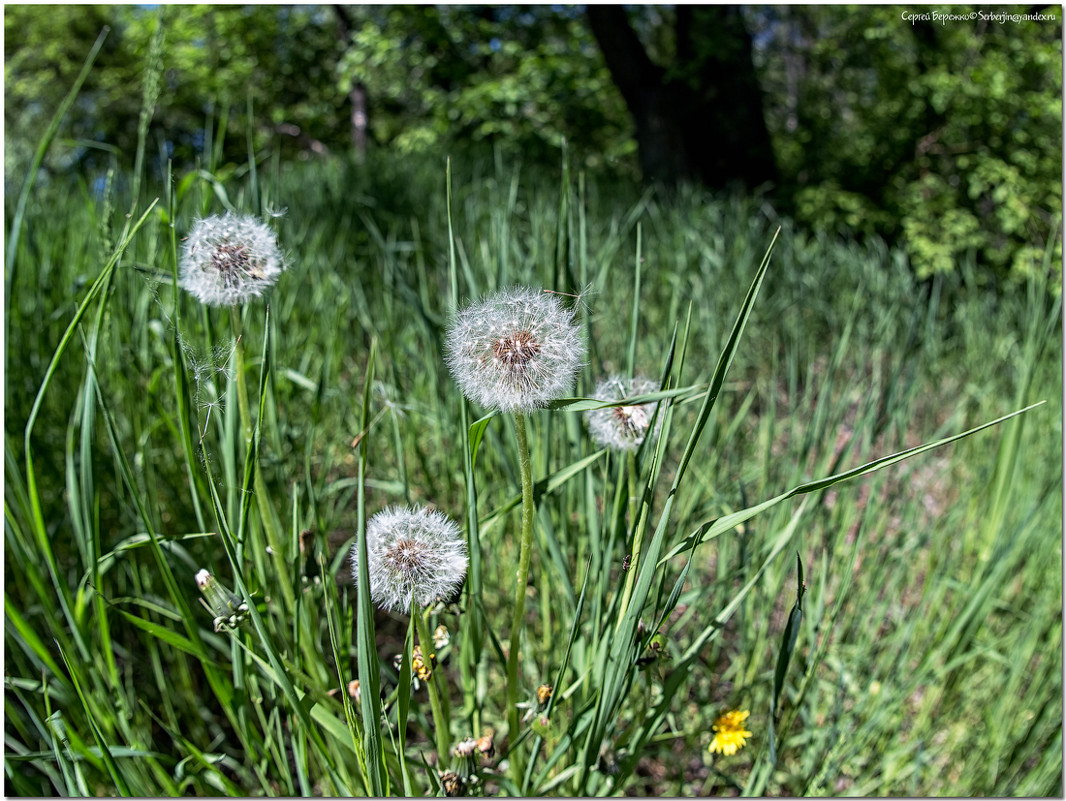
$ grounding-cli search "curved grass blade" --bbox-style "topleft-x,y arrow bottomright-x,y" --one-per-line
661,400 -> 1047,564
768,554 -> 805,765
575,231 -> 779,793
56,641 -> 132,796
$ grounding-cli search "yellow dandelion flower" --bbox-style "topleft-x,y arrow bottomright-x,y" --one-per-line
708,709 -> 752,756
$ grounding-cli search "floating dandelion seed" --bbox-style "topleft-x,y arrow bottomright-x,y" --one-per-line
350,506 -> 468,613
444,286 -> 585,413
179,213 -> 285,306
708,709 -> 752,756
584,375 -> 660,451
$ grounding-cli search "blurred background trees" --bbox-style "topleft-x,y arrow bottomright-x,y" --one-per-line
5,4 -> 1060,285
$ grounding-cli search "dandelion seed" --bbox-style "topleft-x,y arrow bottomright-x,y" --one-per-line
708,709 -> 752,756
196,388 -> 226,432
179,213 -> 285,306
444,286 -> 586,413
584,375 -> 661,451
350,505 -> 468,613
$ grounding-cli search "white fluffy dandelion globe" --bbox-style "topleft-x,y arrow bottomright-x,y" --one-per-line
444,286 -> 586,414
179,213 -> 285,306
351,506 -> 468,613
584,375 -> 660,451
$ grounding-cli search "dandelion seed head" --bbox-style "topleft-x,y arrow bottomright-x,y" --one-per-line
444,286 -> 586,413
350,505 -> 468,613
179,213 -> 285,306
584,375 -> 661,451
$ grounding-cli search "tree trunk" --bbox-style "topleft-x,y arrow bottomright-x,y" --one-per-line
333,4 -> 368,157
588,5 -> 777,191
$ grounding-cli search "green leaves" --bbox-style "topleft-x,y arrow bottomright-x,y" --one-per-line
769,554 -> 805,765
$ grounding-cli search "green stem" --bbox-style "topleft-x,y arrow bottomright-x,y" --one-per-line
506,412 -> 535,781
413,603 -> 450,766
616,450 -> 646,627
231,306 -> 296,616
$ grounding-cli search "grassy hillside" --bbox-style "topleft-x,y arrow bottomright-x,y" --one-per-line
5,150 -> 1062,797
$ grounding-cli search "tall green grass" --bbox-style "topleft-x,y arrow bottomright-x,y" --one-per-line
5,97 -> 1062,797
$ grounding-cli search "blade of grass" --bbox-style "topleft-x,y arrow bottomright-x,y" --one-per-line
661,400 -> 1046,563
353,339 -> 388,796
56,641 -> 132,796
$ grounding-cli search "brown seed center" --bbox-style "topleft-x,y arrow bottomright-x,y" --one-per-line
384,538 -> 427,576
492,329 -> 540,368
613,405 -> 650,437
211,243 -> 253,288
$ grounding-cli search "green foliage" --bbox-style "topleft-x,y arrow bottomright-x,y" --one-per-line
335,6 -> 632,169
5,135 -> 1061,796
6,5 -> 1060,286
751,6 -> 1062,286
5,5 -> 347,176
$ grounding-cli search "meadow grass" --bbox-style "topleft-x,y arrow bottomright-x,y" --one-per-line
5,132 -> 1062,798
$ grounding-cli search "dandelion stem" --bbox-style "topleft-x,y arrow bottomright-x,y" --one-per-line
506,412 -> 535,781
616,450 -> 646,624
413,602 -> 450,766
231,305 -> 295,617
231,307 -> 254,449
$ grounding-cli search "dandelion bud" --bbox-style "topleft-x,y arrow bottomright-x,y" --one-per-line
440,771 -> 465,797
412,645 -> 435,683
195,568 -> 250,632
179,213 -> 286,307
476,733 -> 495,759
433,624 -> 450,650
453,738 -> 478,759
445,286 -> 586,414
350,506 -> 468,613
584,375 -> 661,451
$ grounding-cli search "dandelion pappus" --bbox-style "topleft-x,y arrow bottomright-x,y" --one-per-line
612,403 -> 650,439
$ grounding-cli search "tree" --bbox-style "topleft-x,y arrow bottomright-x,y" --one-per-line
332,5 -> 631,169
749,6 -> 1062,282
5,5 -> 348,178
586,5 -> 778,191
